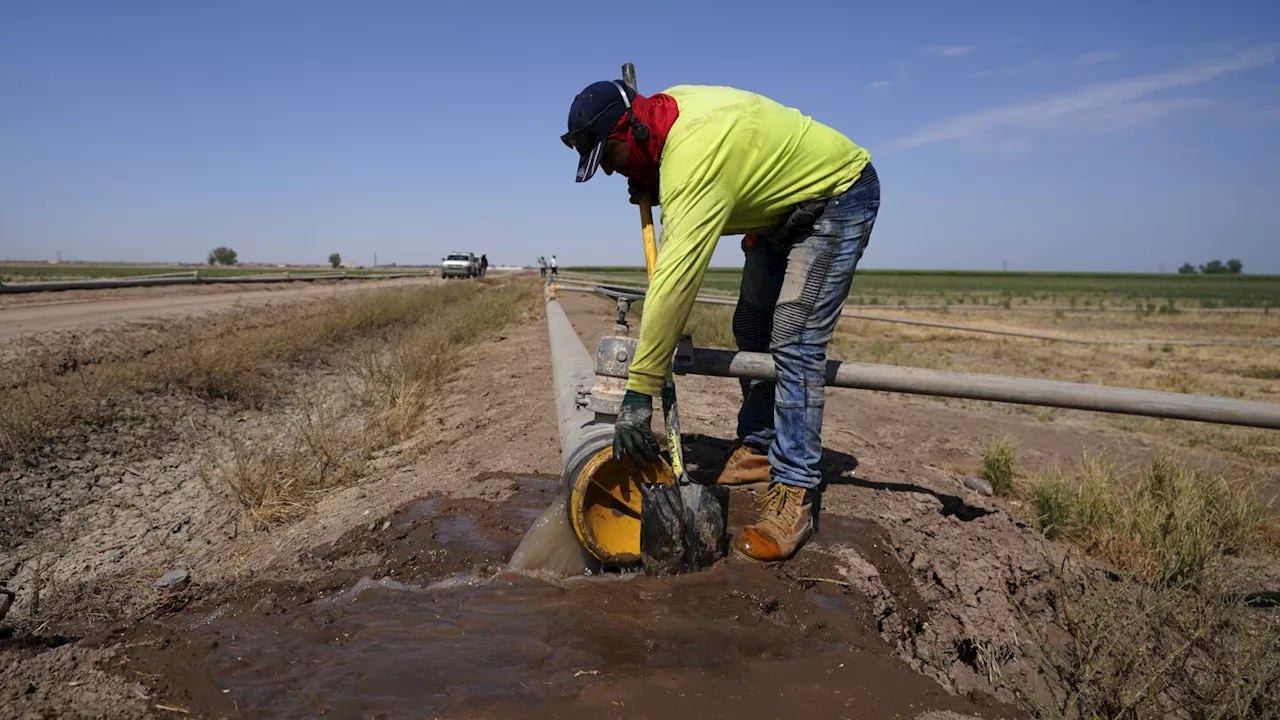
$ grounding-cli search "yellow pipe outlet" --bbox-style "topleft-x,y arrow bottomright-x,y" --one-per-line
568,447 -> 674,567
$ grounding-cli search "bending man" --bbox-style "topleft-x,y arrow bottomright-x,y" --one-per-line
562,79 -> 879,562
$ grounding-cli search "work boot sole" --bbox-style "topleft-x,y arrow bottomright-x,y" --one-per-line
718,478 -> 770,490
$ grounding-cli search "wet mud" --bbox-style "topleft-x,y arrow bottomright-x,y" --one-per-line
102,476 -> 1017,719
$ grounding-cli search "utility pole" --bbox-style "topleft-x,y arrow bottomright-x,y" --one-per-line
1002,260 -> 1008,272
374,252 -> 377,268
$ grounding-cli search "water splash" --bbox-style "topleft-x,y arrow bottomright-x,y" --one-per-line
507,491 -> 601,576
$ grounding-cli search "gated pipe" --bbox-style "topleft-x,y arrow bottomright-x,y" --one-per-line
544,294 -> 616,487
683,349 -> 1280,430
0,276 -> 203,293
545,292 -> 673,566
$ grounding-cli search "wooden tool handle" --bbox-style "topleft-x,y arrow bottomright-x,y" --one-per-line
622,63 -> 660,283
640,203 -> 658,283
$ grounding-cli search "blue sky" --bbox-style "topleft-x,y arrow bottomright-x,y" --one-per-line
1,1 -> 1278,272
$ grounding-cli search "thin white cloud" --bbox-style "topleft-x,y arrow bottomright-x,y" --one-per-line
967,58 -> 1048,80
889,44 -> 1279,151
971,52 -> 1112,80
924,45 -> 976,58
1075,49 -> 1120,66
868,80 -> 892,90
1067,97 -> 1215,131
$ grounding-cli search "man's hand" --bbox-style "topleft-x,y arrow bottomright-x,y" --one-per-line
613,390 -> 660,468
628,178 -> 657,206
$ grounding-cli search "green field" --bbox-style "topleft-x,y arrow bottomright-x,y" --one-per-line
567,267 -> 1280,309
0,263 -> 427,283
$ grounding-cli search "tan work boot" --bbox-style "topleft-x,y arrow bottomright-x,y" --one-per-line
732,482 -> 814,562
714,442 -> 772,486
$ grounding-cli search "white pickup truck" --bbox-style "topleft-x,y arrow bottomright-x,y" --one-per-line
440,252 -> 479,279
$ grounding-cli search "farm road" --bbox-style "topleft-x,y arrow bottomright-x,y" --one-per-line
0,276 -> 441,338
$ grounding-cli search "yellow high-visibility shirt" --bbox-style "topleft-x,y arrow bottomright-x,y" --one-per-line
626,85 -> 871,396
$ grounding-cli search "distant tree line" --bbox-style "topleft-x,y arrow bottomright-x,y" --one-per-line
203,248 -> 353,268
1178,259 -> 1242,275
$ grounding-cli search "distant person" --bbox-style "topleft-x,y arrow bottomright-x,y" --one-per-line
479,254 -> 489,277
561,78 -> 878,562
538,256 -> 547,278
549,255 -> 558,276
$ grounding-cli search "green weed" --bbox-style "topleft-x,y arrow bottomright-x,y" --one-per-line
980,438 -> 1017,495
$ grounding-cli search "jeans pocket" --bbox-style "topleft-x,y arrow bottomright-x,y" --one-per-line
804,379 -> 825,408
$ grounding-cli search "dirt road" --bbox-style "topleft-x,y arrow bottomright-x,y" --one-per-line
0,277 -> 440,338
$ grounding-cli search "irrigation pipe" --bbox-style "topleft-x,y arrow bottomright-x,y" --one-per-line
0,272 -> 431,294
110,271 -> 205,281
545,288 -> 618,488
554,283 -> 1280,348
557,272 -> 1275,315
683,348 -> 1280,430
548,281 -> 1280,432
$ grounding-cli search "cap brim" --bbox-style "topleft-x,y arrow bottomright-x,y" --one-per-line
575,140 -> 605,183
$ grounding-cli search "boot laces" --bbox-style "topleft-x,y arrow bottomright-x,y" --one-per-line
754,483 -> 804,527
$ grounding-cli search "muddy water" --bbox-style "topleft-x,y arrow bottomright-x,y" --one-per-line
152,477 -> 1007,719
506,490 -> 601,576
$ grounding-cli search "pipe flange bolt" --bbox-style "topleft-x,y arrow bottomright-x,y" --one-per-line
595,336 -> 638,378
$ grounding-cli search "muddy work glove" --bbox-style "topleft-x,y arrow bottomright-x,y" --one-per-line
613,390 -> 660,468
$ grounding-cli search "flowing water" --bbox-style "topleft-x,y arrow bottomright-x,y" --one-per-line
147,477 -> 1007,719
506,490 -> 601,576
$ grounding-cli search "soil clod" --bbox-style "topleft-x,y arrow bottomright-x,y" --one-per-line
155,570 -> 190,590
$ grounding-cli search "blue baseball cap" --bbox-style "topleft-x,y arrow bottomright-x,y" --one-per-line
561,80 -> 634,182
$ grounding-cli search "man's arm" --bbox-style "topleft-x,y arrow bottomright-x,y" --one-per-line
625,179 -> 733,395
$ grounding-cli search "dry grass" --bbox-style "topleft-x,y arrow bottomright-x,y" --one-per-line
1,278 -> 539,527
1030,455 -> 1267,584
1020,553 -> 1280,720
209,279 -> 539,524
0,282 -> 503,466
680,302 -> 737,350
826,310 -> 1280,403
161,283 -> 482,403
1016,455 -> 1280,719
357,279 -> 536,440
216,400 -> 375,526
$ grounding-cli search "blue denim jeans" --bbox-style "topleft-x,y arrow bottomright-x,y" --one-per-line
734,164 -> 879,490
